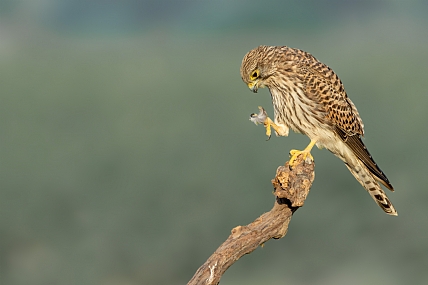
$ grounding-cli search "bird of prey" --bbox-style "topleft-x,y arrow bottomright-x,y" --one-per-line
240,45 -> 397,216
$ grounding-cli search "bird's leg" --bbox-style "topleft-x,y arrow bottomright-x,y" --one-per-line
263,117 -> 283,140
250,106 -> 286,140
289,139 -> 317,167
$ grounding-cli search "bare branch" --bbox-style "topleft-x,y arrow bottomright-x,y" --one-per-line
187,156 -> 315,285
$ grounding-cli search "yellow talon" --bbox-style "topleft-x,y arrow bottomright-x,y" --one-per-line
289,139 -> 317,167
249,106 -> 284,140
263,117 -> 286,140
289,149 -> 314,166
263,117 -> 274,140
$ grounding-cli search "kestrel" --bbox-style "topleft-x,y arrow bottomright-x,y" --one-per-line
240,45 -> 397,216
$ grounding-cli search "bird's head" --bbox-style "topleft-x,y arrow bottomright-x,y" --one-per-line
240,45 -> 278,93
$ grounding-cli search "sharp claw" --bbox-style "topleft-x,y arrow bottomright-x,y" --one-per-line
249,106 -> 278,141
288,149 -> 314,168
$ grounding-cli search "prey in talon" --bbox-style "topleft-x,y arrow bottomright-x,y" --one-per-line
250,106 -> 288,140
249,106 -> 271,140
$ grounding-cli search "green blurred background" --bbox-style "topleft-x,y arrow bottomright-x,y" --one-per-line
1,1 -> 427,284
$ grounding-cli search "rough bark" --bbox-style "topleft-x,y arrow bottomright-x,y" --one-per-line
187,156 -> 315,285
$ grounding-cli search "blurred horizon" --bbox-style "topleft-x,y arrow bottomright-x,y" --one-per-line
1,1 -> 428,285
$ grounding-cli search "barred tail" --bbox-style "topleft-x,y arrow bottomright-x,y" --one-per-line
345,161 -> 397,216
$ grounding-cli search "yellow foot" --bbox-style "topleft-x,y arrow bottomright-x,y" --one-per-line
288,139 -> 317,167
249,106 -> 278,140
289,149 -> 314,167
263,117 -> 276,140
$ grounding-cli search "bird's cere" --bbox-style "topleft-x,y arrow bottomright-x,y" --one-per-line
247,81 -> 258,93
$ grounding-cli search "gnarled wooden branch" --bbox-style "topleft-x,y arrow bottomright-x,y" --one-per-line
187,156 -> 315,285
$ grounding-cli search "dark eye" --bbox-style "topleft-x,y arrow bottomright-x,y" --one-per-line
250,69 -> 260,80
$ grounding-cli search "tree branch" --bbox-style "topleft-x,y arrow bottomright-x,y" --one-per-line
187,156 -> 315,285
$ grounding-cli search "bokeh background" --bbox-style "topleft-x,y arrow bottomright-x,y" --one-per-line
1,1 -> 427,284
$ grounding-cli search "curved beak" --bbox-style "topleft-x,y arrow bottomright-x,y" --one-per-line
247,81 -> 258,93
